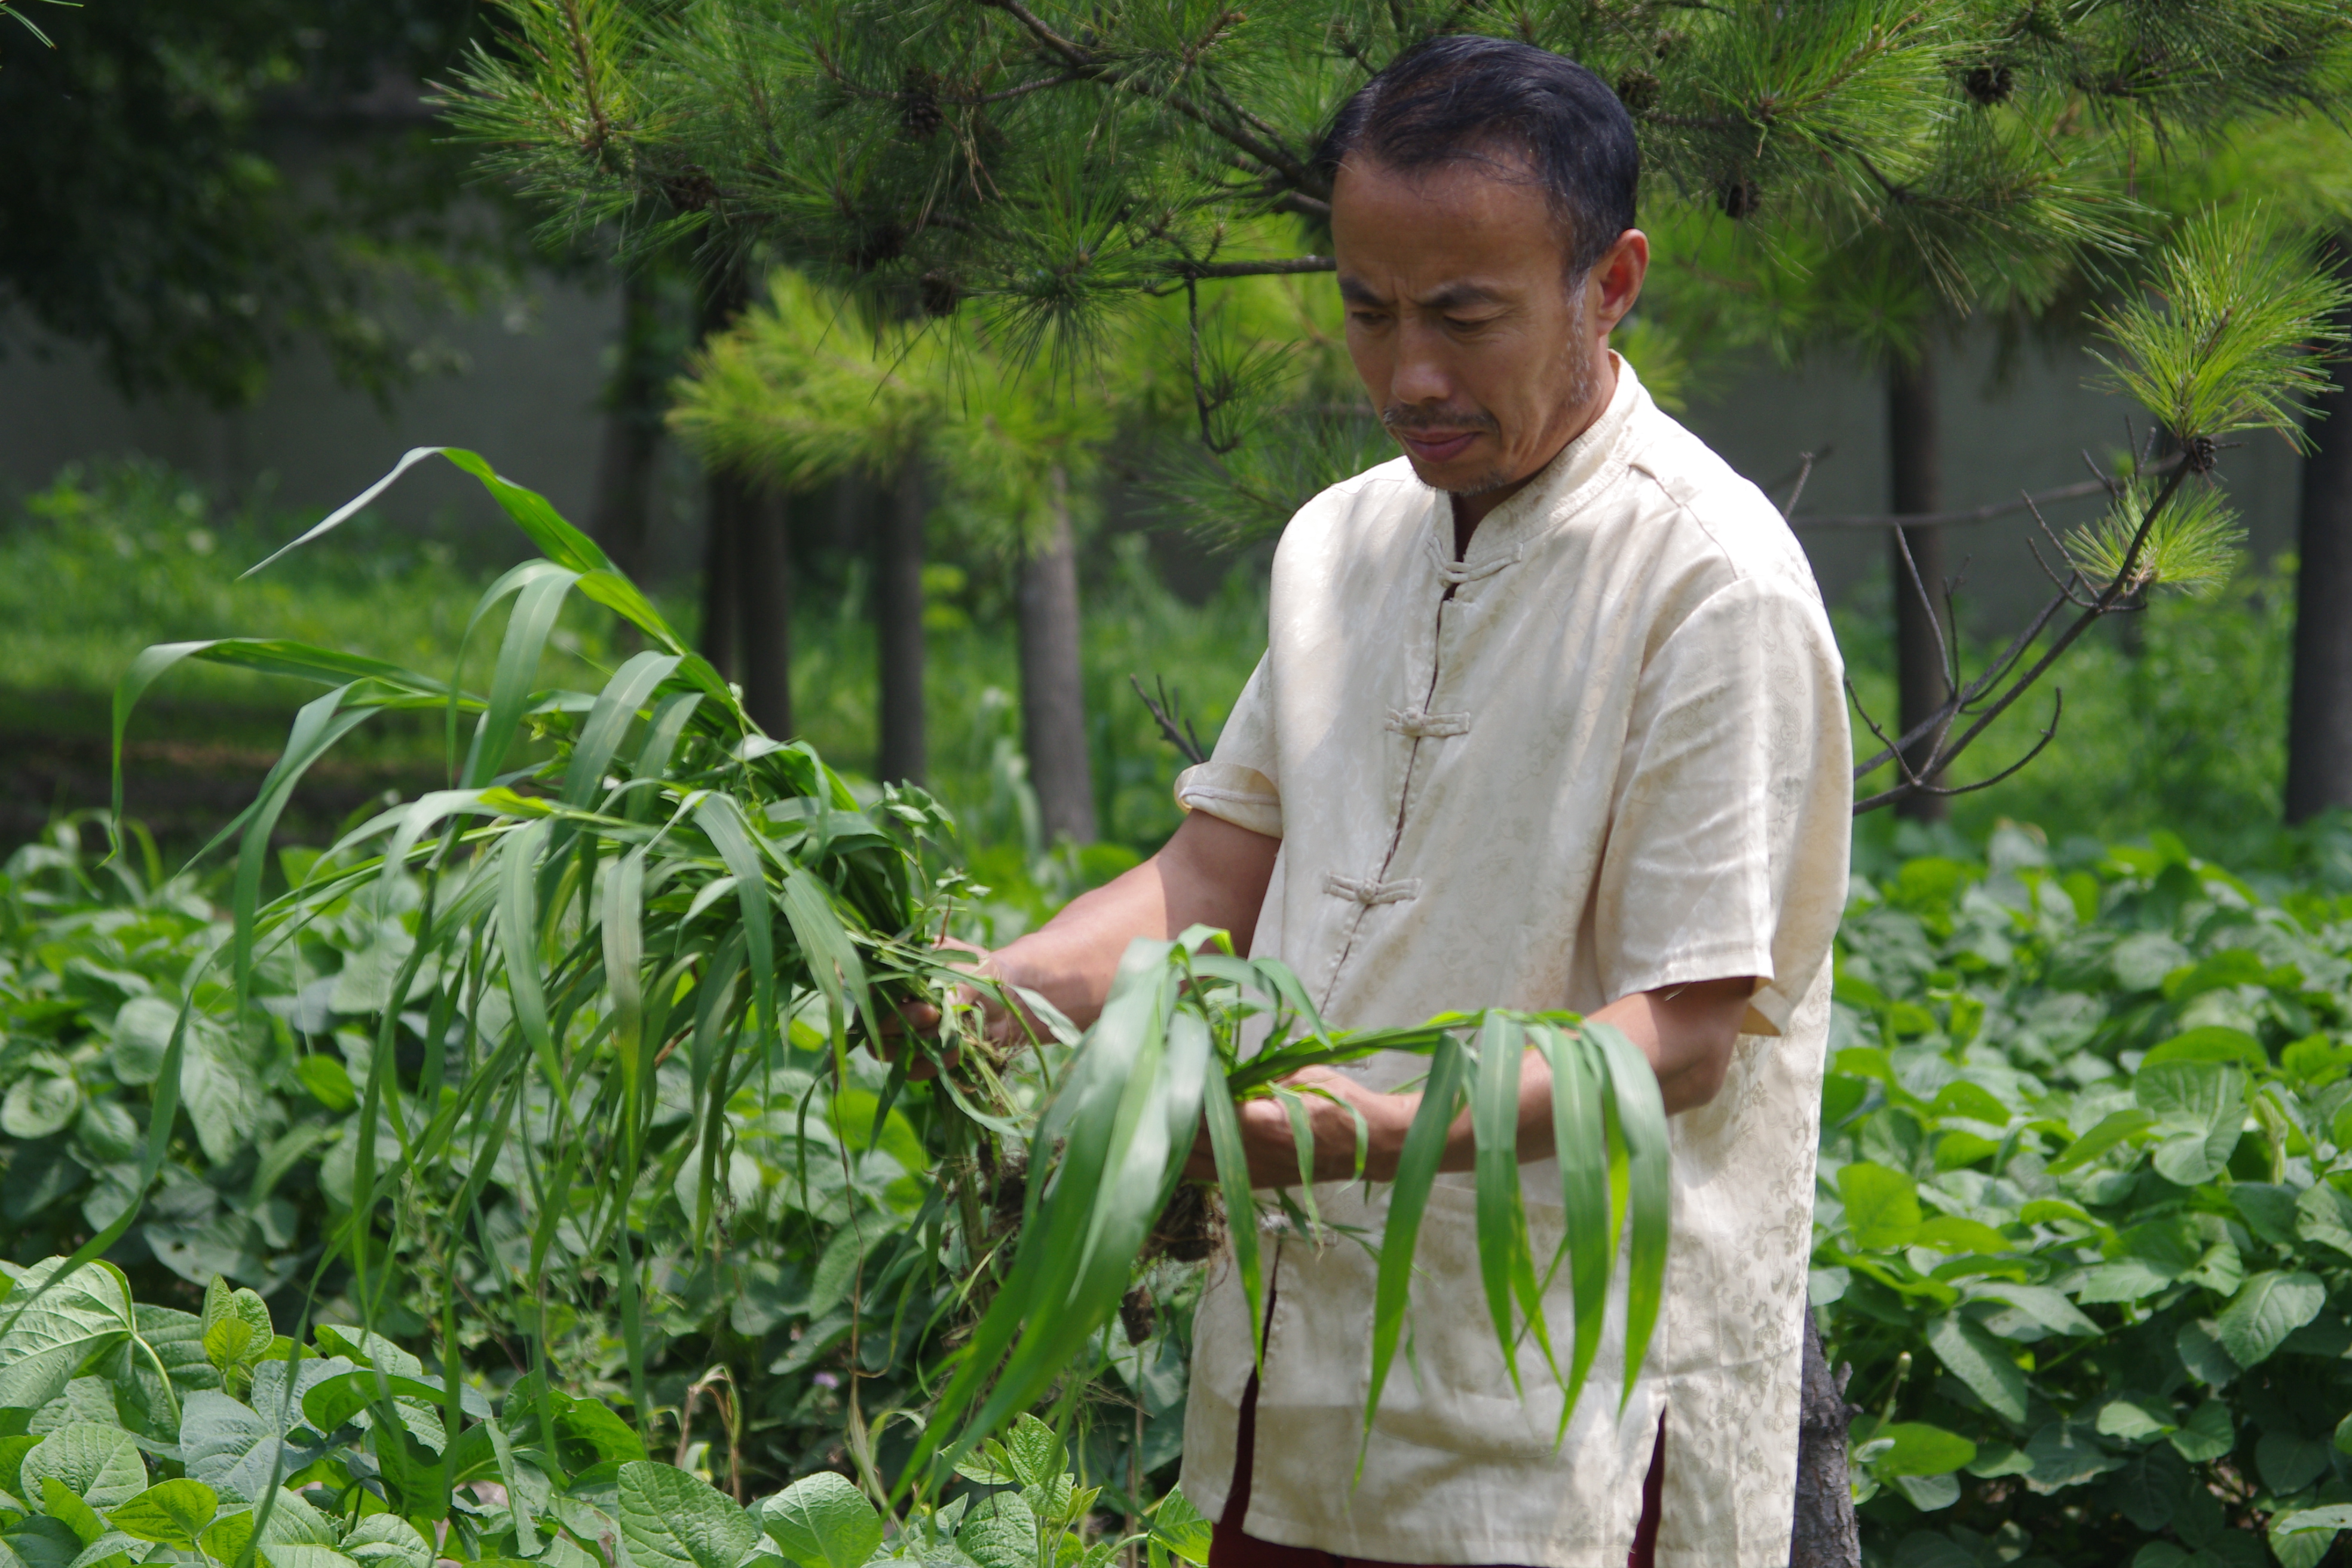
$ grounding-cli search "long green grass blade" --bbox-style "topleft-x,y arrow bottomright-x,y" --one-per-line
1199,1062 -> 1266,1368
466,568 -> 580,787
1540,1025 -> 1612,1429
1585,1021 -> 1670,1407
1471,1013 -> 1530,1394
1363,1031 -> 1467,1453
564,651 -> 682,808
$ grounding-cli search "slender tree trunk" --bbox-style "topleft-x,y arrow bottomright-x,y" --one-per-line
1018,468 -> 1097,844
2287,235 -> 2352,824
1888,350 -> 1950,821
738,491 -> 792,739
877,463 -> 928,785
1788,1311 -> 1862,1568
589,269 -> 666,583
698,264 -> 752,680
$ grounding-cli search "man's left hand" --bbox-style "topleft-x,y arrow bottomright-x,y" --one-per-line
1183,975 -> 1757,1190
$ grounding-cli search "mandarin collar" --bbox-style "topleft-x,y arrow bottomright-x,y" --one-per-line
1424,353 -> 1644,577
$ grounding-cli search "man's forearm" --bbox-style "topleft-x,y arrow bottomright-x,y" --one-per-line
990,810 -> 1279,1030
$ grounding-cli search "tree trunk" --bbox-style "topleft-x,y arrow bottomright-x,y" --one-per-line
738,491 -> 792,739
1888,351 -> 1950,821
589,268 -> 666,583
1788,1310 -> 1862,1568
697,265 -> 754,680
1017,468 -> 1097,845
877,463 -> 928,785
2286,235 -> 2352,824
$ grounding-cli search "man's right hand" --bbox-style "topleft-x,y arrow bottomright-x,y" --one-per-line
874,939 -> 1054,1079
868,809 -> 1281,1080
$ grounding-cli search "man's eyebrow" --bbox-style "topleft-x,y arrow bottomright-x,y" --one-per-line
1337,275 -> 1385,305
1417,281 -> 1509,310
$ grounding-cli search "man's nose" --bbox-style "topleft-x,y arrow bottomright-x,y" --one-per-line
1389,320 -> 1454,406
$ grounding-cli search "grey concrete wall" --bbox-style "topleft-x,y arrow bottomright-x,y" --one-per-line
0,272 -> 2311,625
1681,330 -> 2306,632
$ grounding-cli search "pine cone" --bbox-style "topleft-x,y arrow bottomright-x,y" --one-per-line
661,164 -> 718,213
1962,63 -> 2014,104
1718,174 -> 1762,220
919,271 -> 960,317
901,66 -> 943,139
1615,71 -> 1659,117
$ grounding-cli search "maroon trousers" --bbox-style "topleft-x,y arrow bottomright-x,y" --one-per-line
1206,1374 -> 1664,1568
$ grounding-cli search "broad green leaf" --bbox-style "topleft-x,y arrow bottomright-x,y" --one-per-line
2045,1108 -> 2154,1173
2294,1180 -> 2352,1258
758,1471 -> 882,1568
38,1478 -> 106,1546
2174,1321 -> 2238,1389
340,1514 -> 432,1568
1839,1162 -> 1922,1250
2135,1061 -> 2243,1184
1001,1417 -> 1062,1493
1870,1422 -> 1977,1477
2094,1395 -> 2175,1443
955,1491 -> 1036,1568
1147,1490 -> 1211,1567
2214,1270 -> 2323,1368
614,1460 -> 758,1568
2169,1400 -> 2234,1462
1969,1282 -> 2097,1337
2,1075 -> 80,1141
103,1480 -> 217,1548
1912,1216 -> 2010,1255
0,1261 -> 135,1410
177,1392 -> 277,1503
20,1426 -> 145,1509
2271,1506 -> 2352,1551
258,1546 -> 362,1568
7,1515 -> 81,1568
1925,1315 -> 2028,1423
198,1511 -> 253,1567
2258,1429 -> 2333,1494
2020,1419 -> 2122,1493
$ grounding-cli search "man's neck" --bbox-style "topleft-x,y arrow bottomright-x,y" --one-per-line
1450,350 -> 1618,559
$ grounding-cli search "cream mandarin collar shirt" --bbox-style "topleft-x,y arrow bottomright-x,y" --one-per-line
1172,357 -> 1852,1568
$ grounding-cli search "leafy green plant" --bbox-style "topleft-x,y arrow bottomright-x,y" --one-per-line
0,1257 -> 1178,1568
1819,824 -> 2352,1566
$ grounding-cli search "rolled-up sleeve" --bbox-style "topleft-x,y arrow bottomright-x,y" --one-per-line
1174,653 -> 1283,840
1595,574 -> 1850,1037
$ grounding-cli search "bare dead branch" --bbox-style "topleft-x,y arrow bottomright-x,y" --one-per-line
1855,460 -> 2192,814
1131,675 -> 1209,765
1790,455 -> 2180,530
1854,689 -> 2063,812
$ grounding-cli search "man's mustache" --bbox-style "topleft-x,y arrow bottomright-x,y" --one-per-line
1382,405 -> 1500,436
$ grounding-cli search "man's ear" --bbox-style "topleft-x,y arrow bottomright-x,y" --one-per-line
1588,229 -> 1650,335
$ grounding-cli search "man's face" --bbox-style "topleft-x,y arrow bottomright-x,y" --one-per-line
1330,152 -> 1642,501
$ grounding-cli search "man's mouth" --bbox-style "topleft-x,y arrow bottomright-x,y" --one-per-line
1396,429 -> 1481,464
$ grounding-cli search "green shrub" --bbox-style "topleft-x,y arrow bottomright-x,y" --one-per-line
1826,823 -> 2352,1567
0,1258 -> 1180,1568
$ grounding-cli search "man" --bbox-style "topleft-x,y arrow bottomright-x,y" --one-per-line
933,36 -> 1849,1568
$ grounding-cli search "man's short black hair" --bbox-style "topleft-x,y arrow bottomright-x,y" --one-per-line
1313,36 -> 1639,276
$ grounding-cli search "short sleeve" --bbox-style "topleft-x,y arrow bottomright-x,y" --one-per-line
1595,575 -> 1851,1037
1174,653 -> 1282,840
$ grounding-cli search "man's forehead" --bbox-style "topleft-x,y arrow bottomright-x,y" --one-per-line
1337,273 -> 1518,308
